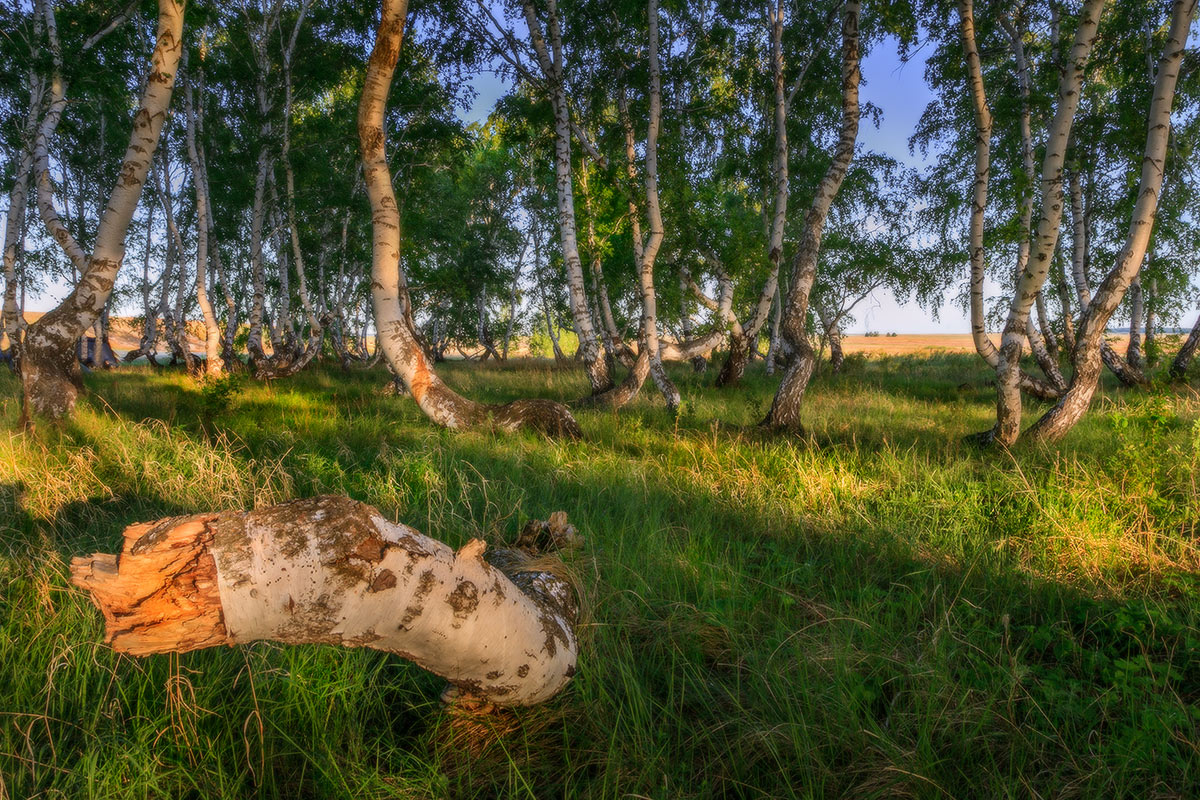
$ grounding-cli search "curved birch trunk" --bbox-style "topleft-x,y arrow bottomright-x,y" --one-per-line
360,0 -> 580,439
1002,15 -> 1067,391
762,0 -> 860,430
22,0 -> 185,422
1052,259 -> 1076,353
1027,0 -> 1194,441
1036,291 -> 1060,360
580,167 -> 631,367
158,150 -> 197,374
633,0 -> 678,412
959,0 -> 1065,408
1067,169 -> 1146,387
70,496 -> 580,707
715,1 -> 789,388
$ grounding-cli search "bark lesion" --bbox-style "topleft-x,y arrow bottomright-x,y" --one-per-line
70,515 -> 229,656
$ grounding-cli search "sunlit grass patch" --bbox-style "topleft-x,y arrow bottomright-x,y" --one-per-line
0,355 -> 1198,798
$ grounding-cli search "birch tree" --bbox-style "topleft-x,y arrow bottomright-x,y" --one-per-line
762,0 -> 861,430
359,0 -> 580,438
71,495 -> 581,707
21,0 -> 185,422
1027,0 -> 1196,440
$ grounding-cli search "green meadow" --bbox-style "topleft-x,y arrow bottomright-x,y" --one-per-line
1,354 -> 1198,798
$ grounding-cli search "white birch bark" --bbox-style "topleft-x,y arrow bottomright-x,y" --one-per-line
22,0 -> 186,421
521,0 -> 610,394
183,48 -> 222,375
985,0 -> 1105,445
958,0 -> 1063,404
71,496 -> 580,706
360,0 -> 579,438
716,0 -> 788,387
1029,0 -> 1195,440
763,0 -> 860,430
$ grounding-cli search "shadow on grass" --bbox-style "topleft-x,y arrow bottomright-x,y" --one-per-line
1,363 -> 1197,798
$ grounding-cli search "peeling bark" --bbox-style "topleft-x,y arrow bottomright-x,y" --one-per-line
71,496 -> 580,707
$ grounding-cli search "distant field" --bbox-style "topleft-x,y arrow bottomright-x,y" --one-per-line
16,312 -> 1063,358
839,333 -> 981,354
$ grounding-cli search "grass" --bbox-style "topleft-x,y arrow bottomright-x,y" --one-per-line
1,352 -> 1199,798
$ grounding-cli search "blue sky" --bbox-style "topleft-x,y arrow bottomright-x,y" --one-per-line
852,37 -> 974,333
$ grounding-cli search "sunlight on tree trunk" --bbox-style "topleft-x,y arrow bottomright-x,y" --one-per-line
359,0 -> 580,439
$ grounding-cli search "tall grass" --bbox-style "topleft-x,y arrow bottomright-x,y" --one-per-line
1,354 -> 1197,798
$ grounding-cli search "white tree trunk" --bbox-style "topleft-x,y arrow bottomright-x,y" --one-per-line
360,0 -> 579,438
522,0 -> 610,394
763,0 -> 860,430
984,0 -> 1104,444
716,0 -> 789,387
70,496 -> 580,706
23,0 -> 186,421
183,50 -> 222,376
1029,0 -> 1195,440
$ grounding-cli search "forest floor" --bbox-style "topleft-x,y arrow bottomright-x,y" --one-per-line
1,353 -> 1199,798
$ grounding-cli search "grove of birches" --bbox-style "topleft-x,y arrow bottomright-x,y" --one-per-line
3,0 -> 1200,797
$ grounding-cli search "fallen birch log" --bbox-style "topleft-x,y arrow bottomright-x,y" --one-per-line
71,496 -> 581,706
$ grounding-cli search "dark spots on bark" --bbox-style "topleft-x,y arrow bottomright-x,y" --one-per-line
486,670 -> 503,680
447,580 -> 479,620
415,570 -> 437,600
368,569 -> 396,592
398,603 -> 423,630
353,536 -> 386,562
517,664 -> 529,678
360,124 -> 385,154
345,628 -> 382,646
540,613 -> 570,658
564,663 -> 576,678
